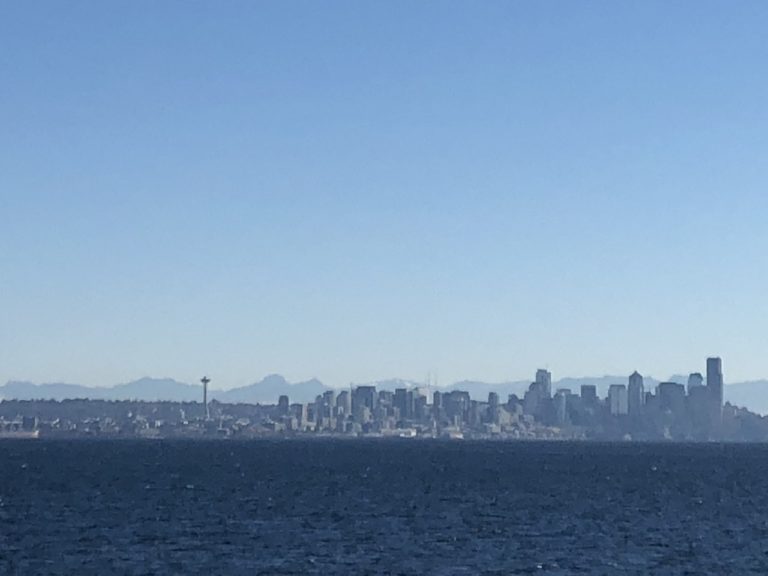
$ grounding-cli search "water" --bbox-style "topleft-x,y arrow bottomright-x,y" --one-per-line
1,439 -> 767,575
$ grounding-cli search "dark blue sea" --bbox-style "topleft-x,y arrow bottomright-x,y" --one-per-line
1,439 -> 767,575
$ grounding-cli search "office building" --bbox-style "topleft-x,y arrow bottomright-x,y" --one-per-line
580,384 -> 598,405
535,369 -> 552,398
628,371 -> 644,416
277,395 -> 289,416
707,357 -> 724,435
687,372 -> 704,394
554,390 -> 568,424
608,384 -> 628,416
707,357 -> 723,410
657,382 -> 686,415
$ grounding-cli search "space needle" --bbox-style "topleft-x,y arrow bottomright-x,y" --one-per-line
200,376 -> 210,420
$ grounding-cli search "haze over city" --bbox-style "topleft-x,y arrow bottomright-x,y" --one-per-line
2,1 -> 768,389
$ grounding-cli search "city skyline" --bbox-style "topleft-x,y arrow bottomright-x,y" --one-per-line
3,2 -> 768,387
8,356 -> 765,443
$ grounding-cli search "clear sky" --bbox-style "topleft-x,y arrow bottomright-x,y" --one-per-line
2,1 -> 767,388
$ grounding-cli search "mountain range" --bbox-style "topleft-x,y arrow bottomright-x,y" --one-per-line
2,375 -> 768,414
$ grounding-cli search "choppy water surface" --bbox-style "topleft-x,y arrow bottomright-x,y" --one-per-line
1,439 -> 768,574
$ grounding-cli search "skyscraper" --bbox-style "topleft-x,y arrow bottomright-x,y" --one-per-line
608,384 -> 628,416
687,372 -> 704,394
352,385 -> 377,424
657,382 -> 686,416
706,357 -> 724,433
580,384 -> 597,405
554,390 -> 568,424
394,388 -> 408,419
706,358 -> 723,402
277,395 -> 289,416
535,369 -> 552,399
628,371 -> 644,416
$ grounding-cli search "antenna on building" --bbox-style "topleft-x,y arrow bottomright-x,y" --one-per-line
200,376 -> 210,420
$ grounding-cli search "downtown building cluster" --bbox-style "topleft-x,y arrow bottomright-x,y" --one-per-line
271,357 -> 728,440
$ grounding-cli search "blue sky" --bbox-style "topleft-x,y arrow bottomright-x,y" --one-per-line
2,1 -> 767,388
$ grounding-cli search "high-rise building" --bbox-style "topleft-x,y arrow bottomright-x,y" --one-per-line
314,394 -> 325,427
290,403 -> 308,428
336,390 -> 351,417
706,357 -> 723,408
580,384 -> 598,405
414,392 -> 428,420
608,384 -> 628,416
352,385 -> 377,423
523,384 -> 540,416
445,390 -> 471,426
524,369 -> 553,420
706,357 -> 724,435
688,385 -> 710,438
628,371 -> 644,416
657,382 -> 686,415
687,372 -> 704,394
321,390 -> 337,428
277,395 -> 289,416
394,388 -> 408,419
554,390 -> 568,424
535,369 -> 552,399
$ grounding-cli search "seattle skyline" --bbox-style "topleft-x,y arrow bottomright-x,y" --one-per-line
1,357 -> 756,442
3,2 -> 768,388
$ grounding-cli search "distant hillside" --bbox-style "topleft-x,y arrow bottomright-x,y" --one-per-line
212,374 -> 329,405
110,378 -> 201,402
725,381 -> 768,415
0,381 -> 101,401
0,378 -> 198,402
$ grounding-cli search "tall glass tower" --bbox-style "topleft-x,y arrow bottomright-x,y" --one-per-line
628,371 -> 644,416
706,357 -> 723,436
706,357 -> 723,408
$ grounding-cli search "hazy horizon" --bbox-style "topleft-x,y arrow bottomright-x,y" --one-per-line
3,2 -> 768,389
